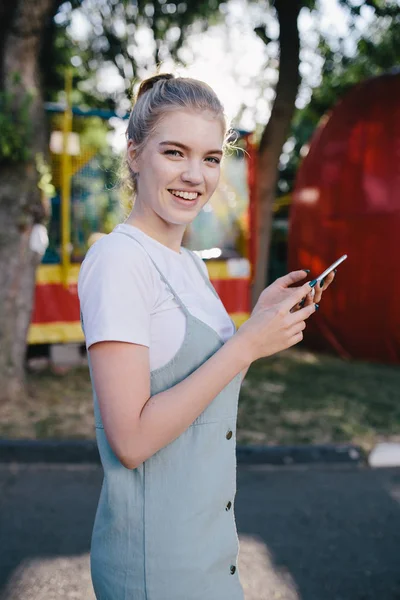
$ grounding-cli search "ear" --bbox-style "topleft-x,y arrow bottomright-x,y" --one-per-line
127,139 -> 139,174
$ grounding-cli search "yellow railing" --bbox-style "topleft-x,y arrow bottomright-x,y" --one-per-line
61,69 -> 73,289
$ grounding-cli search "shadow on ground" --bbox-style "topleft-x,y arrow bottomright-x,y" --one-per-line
0,463 -> 400,599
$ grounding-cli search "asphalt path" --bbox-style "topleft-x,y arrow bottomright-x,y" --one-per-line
0,463 -> 399,600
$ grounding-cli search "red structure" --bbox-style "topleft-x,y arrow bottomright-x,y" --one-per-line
288,72 -> 400,364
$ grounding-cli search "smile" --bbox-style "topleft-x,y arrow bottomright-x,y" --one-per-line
168,190 -> 200,200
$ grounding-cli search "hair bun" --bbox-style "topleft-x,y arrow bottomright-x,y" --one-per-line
137,73 -> 174,100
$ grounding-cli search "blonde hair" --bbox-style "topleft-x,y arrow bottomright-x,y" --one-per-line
121,73 -> 231,198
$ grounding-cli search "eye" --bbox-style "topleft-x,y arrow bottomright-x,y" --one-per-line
164,149 -> 183,157
205,156 -> 221,164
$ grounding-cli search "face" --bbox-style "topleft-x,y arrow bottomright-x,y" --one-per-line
127,109 -> 224,229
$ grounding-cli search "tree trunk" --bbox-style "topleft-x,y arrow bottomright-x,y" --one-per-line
0,0 -> 55,404
251,0 -> 302,306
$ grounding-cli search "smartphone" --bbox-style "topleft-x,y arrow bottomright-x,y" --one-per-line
310,254 -> 348,287
295,254 -> 347,309
295,254 -> 348,310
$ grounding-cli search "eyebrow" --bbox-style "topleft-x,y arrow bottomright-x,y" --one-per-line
159,140 -> 223,156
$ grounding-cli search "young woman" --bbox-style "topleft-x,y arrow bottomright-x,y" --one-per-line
78,73 -> 334,600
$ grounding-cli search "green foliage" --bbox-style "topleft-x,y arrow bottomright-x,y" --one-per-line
339,0 -> 400,19
0,75 -> 34,164
278,1 -> 400,196
35,153 -> 56,198
79,117 -> 110,152
41,0 -> 227,108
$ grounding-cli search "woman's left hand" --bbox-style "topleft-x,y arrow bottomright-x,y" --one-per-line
252,269 -> 336,314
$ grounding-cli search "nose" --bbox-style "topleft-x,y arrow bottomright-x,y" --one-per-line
181,160 -> 204,186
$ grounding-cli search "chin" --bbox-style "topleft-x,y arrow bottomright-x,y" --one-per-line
165,215 -> 195,226
159,207 -> 202,227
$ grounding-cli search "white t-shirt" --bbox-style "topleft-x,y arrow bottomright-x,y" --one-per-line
78,223 -> 235,371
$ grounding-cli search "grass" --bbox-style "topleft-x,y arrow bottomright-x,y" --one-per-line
0,366 -> 94,441
237,349 -> 400,451
1,348 -> 400,452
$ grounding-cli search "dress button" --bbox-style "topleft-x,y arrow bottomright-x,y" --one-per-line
230,565 -> 236,575
226,430 -> 233,440
226,501 -> 232,511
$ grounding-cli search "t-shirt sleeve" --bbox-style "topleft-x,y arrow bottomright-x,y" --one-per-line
78,237 -> 154,350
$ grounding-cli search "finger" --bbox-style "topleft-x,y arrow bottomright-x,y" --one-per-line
277,269 -> 310,288
288,319 -> 306,337
295,290 -> 314,311
288,301 -> 317,325
289,331 -> 304,347
292,300 -> 306,312
314,284 -> 323,303
304,291 -> 314,306
281,281 -> 314,312
316,270 -> 335,301
322,271 -> 335,290
291,298 -> 306,313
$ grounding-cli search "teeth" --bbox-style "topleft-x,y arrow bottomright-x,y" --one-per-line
170,190 -> 198,200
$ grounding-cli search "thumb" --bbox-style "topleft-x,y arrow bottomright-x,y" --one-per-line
278,270 -> 309,288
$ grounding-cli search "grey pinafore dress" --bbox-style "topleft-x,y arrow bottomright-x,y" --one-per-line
82,230 -> 245,600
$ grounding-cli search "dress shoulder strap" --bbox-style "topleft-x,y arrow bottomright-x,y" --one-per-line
183,248 -> 220,299
114,230 -> 190,316
183,248 -> 237,334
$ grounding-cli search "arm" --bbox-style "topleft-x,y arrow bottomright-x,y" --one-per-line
241,366 -> 250,382
89,281 -> 315,470
89,332 -> 248,470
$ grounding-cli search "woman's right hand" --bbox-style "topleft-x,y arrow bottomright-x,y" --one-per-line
237,281 -> 317,363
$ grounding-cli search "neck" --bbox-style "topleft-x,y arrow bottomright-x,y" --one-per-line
125,204 -> 185,254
